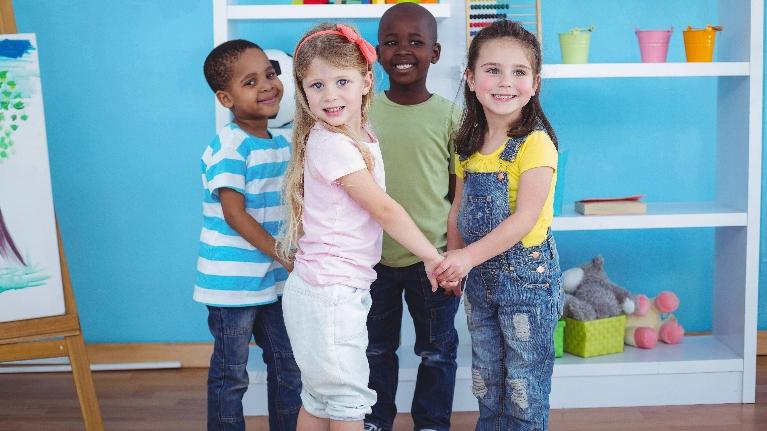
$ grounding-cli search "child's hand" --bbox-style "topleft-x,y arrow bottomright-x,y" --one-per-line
423,254 -> 446,292
435,249 -> 474,284
440,278 -> 463,297
278,257 -> 294,273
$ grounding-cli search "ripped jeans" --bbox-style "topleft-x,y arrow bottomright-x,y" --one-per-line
463,237 -> 563,431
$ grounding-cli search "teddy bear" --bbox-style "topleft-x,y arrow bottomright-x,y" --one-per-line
562,255 -> 636,321
624,291 -> 685,349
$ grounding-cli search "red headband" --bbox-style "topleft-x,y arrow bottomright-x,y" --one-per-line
295,24 -> 377,65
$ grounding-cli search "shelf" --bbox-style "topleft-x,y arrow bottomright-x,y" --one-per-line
542,62 -> 750,79
244,335 -> 741,382
449,336 -> 740,381
553,335 -> 742,377
552,202 -> 747,231
244,336 -> 744,412
227,4 -> 451,20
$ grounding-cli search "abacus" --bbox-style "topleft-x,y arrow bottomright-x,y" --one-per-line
465,0 -> 541,44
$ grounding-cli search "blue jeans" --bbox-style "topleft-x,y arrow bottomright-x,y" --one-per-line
463,238 -> 563,431
365,262 -> 459,431
207,301 -> 301,431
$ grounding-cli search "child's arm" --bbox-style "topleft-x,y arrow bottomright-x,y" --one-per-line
440,176 -> 466,295
340,170 -> 444,289
446,176 -> 465,252
219,188 -> 293,272
447,174 -> 456,203
436,167 -> 553,282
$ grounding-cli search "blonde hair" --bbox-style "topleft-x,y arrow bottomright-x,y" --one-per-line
277,23 -> 376,261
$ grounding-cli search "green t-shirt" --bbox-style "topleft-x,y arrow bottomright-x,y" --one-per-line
370,92 -> 460,267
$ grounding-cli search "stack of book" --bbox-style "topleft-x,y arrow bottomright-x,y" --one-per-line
574,195 -> 646,216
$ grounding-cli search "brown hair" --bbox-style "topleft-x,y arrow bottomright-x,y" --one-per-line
455,20 -> 558,158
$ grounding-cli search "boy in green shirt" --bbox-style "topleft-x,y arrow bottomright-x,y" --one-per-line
365,3 -> 460,431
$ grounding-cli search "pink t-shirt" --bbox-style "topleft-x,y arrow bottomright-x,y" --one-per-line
295,123 -> 386,290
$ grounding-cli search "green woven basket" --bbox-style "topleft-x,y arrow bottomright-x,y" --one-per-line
554,320 -> 565,358
564,315 -> 625,358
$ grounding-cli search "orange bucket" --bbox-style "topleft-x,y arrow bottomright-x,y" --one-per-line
683,25 -> 722,62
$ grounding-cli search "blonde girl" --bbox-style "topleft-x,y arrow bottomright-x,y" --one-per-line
278,23 -> 444,431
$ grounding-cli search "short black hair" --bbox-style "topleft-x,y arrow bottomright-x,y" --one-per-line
379,2 -> 437,42
203,39 -> 262,92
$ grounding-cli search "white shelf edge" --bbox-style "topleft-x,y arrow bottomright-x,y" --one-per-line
542,62 -> 750,79
245,337 -> 746,412
227,4 -> 451,20
553,202 -> 747,231
552,336 -> 743,377
246,336 -> 743,383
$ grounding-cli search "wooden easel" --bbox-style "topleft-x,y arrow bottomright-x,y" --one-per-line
0,2 -> 104,429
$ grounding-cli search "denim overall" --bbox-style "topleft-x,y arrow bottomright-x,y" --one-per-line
457,132 -> 563,431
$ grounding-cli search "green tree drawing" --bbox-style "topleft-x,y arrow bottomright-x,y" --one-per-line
0,70 -> 28,161
0,68 -> 45,292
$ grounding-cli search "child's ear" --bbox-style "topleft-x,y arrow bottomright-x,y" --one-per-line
375,44 -> 381,64
215,90 -> 234,109
431,42 -> 441,64
465,69 -> 475,92
362,70 -> 373,96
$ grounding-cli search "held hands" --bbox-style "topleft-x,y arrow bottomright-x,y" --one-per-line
424,255 -> 461,297
423,248 -> 475,296
423,254 -> 446,292
439,277 -> 464,297
436,249 -> 474,283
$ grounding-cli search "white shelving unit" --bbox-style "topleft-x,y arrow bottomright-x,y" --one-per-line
227,3 -> 451,20
214,0 -> 762,414
553,202 -> 748,231
541,61 -> 750,78
554,0 -> 762,408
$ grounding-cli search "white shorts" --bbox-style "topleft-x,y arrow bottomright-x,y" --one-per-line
282,272 -> 377,421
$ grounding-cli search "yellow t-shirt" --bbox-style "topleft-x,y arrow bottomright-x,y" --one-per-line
455,130 -> 557,247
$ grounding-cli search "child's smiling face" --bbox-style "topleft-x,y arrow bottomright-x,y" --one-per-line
466,37 -> 539,126
376,10 -> 440,88
219,48 -> 283,122
302,57 -> 372,135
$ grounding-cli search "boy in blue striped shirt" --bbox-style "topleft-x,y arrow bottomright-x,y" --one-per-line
196,39 -> 300,431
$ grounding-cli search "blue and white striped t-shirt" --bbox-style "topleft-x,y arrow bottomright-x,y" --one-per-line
194,123 -> 290,307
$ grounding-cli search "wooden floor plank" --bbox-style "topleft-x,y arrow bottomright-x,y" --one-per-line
0,357 -> 765,430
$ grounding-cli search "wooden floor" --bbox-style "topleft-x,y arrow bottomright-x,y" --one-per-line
1,357 -> 765,430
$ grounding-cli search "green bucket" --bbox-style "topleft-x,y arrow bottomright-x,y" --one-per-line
559,26 -> 595,64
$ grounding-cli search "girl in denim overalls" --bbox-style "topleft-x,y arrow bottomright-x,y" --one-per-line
435,20 -> 563,431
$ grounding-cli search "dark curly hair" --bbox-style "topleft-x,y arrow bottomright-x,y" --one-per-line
455,20 -> 558,158
203,39 -> 262,92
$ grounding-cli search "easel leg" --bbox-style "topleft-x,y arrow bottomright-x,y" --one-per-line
66,334 -> 105,431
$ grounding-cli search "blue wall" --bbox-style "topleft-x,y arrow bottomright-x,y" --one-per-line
12,0 -> 763,342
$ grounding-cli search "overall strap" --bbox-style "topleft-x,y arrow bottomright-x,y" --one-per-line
498,120 -> 547,163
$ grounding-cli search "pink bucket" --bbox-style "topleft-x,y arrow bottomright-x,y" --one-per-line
635,28 -> 673,63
